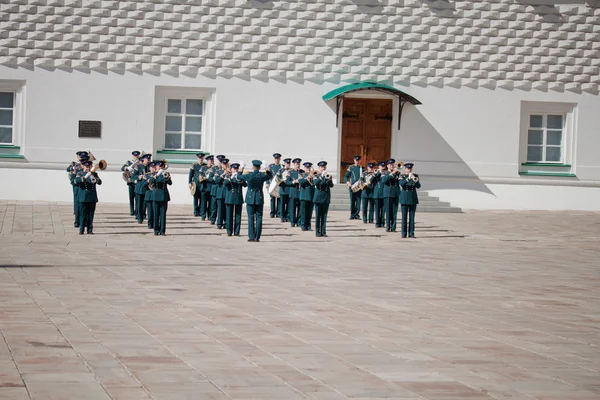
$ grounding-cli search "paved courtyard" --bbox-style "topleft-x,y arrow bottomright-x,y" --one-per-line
0,200 -> 599,400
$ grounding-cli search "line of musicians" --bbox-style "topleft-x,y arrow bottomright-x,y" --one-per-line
121,152 -> 172,236
66,150 -> 104,235
344,155 -> 421,238
187,153 -> 335,239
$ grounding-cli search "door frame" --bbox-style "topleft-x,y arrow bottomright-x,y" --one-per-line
336,91 -> 399,179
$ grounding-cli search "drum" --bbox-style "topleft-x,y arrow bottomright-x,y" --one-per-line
268,176 -> 281,198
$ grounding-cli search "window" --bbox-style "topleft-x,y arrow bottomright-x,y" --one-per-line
526,113 -> 564,163
154,86 -> 216,154
164,98 -> 204,150
0,92 -> 15,144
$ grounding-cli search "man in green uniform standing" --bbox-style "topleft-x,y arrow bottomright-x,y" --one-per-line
209,154 -> 225,225
361,162 -> 376,224
149,160 -> 172,236
267,153 -> 282,218
145,161 -> 158,230
214,158 -> 229,229
224,163 -> 247,236
203,155 -> 215,221
74,160 -> 102,235
344,155 -> 363,220
133,153 -> 152,224
298,162 -> 315,231
121,150 -> 140,216
373,161 -> 386,228
277,158 -> 291,223
68,151 -> 88,228
313,161 -> 334,237
188,153 -> 205,217
286,158 -> 302,227
399,163 -> 421,238
382,159 -> 401,232
238,160 -> 272,242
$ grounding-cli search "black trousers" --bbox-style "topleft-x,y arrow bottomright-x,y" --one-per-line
135,193 -> 146,223
192,191 -> 201,216
362,197 -> 374,223
384,197 -> 399,232
401,204 -> 417,237
79,202 -> 96,233
127,184 -> 135,215
215,198 -> 225,228
201,191 -> 211,219
246,204 -> 264,240
314,203 -> 330,236
300,200 -> 313,230
374,198 -> 384,227
153,201 -> 168,234
349,188 -> 362,219
288,197 -> 300,226
225,204 -> 243,236
270,195 -> 280,217
279,194 -> 289,222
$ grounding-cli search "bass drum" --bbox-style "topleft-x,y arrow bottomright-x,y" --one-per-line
268,177 -> 280,198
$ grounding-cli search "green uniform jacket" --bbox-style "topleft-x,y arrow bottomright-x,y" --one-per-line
224,174 -> 247,205
277,168 -> 290,196
344,165 -> 362,184
239,170 -> 272,205
298,174 -> 315,201
209,166 -> 222,197
266,163 -> 282,185
399,174 -> 421,205
286,169 -> 303,199
189,162 -> 209,192
133,164 -> 150,195
361,171 -> 375,199
149,172 -> 172,202
313,175 -> 334,204
381,172 -> 400,198
214,169 -> 227,199
74,171 -> 101,202
372,172 -> 385,200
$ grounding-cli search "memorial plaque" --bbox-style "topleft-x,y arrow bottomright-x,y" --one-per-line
78,120 -> 102,138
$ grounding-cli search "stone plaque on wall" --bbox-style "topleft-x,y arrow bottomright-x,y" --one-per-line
78,121 -> 102,138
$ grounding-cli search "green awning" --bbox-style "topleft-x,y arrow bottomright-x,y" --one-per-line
322,82 -> 422,129
322,82 -> 422,105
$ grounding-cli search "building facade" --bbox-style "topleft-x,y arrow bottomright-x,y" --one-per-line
0,0 -> 599,210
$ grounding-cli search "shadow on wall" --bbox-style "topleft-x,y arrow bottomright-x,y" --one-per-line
394,106 -> 495,196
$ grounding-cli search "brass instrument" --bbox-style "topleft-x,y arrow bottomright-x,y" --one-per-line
163,171 -> 171,181
91,159 -> 107,173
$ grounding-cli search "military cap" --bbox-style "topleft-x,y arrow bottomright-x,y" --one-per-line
367,162 -> 375,168
386,158 -> 396,165
76,151 -> 89,157
205,155 -> 214,161
82,160 -> 93,167
292,158 -> 302,164
283,158 -> 292,163
317,161 -> 327,167
354,155 -> 362,160
141,153 -> 152,160
252,159 -> 262,167
216,154 -> 225,160
222,158 -> 229,164
303,162 -> 313,168
131,151 -> 140,156
196,153 -> 204,158
404,162 -> 414,168
378,161 -> 386,167
230,163 -> 240,169
273,153 -> 282,158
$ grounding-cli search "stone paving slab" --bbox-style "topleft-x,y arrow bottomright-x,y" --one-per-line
0,200 -> 599,400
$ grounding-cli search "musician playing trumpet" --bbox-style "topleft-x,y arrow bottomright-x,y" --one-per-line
148,160 -> 172,236
399,162 -> 421,238
382,159 -> 401,232
313,161 -> 334,237
74,159 -> 102,235
121,150 -> 141,216
133,153 -> 152,224
298,162 -> 316,231
223,163 -> 247,236
286,158 -> 303,227
373,161 -> 387,228
360,162 -> 376,224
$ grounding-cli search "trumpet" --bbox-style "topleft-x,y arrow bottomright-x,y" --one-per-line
163,171 -> 171,181
91,159 -> 107,173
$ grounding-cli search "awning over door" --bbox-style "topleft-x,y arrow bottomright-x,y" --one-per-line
322,82 -> 422,129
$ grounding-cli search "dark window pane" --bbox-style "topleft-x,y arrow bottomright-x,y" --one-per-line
165,116 -> 182,131
0,110 -> 13,126
0,127 -> 12,143
164,133 -> 181,149
547,115 -> 563,129
529,115 -> 543,128
0,92 -> 14,108
184,134 -> 201,149
547,130 -> 562,146
527,146 -> 542,162
185,116 -> 202,132
527,130 -> 543,145
186,99 -> 203,115
167,99 -> 181,114
546,147 -> 561,162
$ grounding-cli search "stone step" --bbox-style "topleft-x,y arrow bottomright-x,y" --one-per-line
327,189 -> 461,213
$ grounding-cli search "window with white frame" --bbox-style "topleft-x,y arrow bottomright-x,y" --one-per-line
164,98 -> 204,150
526,113 -> 564,163
0,91 -> 15,144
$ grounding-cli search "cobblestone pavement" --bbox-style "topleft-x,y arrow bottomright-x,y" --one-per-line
1,200 -> 599,400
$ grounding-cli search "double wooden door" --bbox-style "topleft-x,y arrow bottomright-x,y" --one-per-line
340,98 -> 392,180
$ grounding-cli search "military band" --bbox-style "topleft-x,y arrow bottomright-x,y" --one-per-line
67,148 -> 422,240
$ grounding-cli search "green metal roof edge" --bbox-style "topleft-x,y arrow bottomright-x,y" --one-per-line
322,82 -> 422,105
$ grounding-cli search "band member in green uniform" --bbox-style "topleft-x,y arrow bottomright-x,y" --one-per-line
223,163 -> 247,236
149,160 -> 172,236
238,160 -> 272,242
399,162 -> 421,238
267,153 -> 282,218
209,154 -> 225,224
278,158 -> 291,222
382,159 -> 401,232
214,157 -> 229,229
121,150 -> 140,216
203,155 -> 215,221
298,162 -> 315,231
74,160 -> 102,235
133,153 -> 152,224
313,161 -> 334,237
68,151 -> 88,228
287,158 -> 302,227
361,162 -> 376,224
373,161 -> 387,228
145,161 -> 158,230
344,155 -> 363,220
188,153 -> 205,217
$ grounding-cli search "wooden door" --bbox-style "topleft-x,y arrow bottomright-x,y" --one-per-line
340,98 -> 392,181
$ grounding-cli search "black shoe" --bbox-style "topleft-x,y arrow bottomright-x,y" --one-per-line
363,221 -> 367,224
201,217 -> 206,221
248,239 -> 254,242
87,231 -> 93,235
321,234 -> 328,237
160,233 -> 166,236
154,232 -> 159,236
210,222 -> 215,225
234,233 -> 240,236
409,235 -> 415,238
316,233 -> 321,237
255,239 -> 260,242
130,212 -> 135,216
402,235 -> 407,238
227,233 -> 232,236
138,221 -> 143,224
148,226 -> 153,229
386,229 -> 391,232
74,224 -> 79,228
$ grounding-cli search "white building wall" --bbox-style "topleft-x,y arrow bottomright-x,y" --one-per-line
0,0 -> 599,210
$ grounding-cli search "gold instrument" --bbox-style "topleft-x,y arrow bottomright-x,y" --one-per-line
163,160 -> 169,171
163,171 -> 171,181
91,159 -> 107,173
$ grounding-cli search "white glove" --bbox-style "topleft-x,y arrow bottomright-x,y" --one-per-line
91,176 -> 97,183
127,165 -> 134,172
158,169 -> 164,176
85,172 -> 91,178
